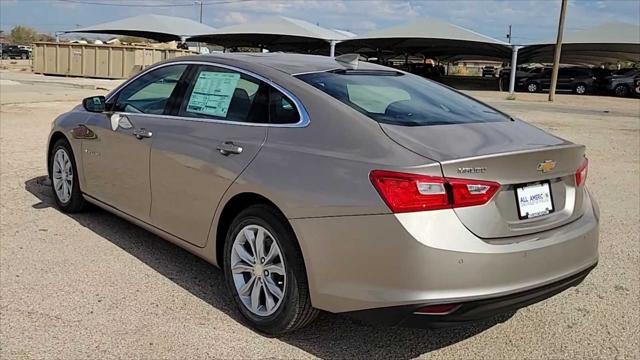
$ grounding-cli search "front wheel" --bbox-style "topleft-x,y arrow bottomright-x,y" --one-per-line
574,83 -> 587,95
614,84 -> 629,97
49,139 -> 86,212
526,81 -> 540,93
223,204 -> 318,334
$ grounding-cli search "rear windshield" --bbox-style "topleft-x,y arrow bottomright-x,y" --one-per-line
296,70 -> 509,126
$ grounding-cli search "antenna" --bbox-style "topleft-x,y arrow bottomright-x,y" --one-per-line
335,53 -> 359,69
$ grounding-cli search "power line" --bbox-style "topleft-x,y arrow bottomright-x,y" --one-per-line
55,0 -> 251,7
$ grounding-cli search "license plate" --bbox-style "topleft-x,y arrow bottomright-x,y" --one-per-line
515,181 -> 554,219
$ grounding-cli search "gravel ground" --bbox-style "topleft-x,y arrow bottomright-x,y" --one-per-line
1,72 -> 638,359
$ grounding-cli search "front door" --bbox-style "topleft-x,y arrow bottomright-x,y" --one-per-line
149,65 -> 269,247
81,64 -> 189,222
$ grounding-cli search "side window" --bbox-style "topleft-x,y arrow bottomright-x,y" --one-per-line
269,87 -> 300,124
114,65 -> 187,115
180,66 -> 267,123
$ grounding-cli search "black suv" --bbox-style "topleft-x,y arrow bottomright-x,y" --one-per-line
519,67 -> 596,95
1,45 -> 31,60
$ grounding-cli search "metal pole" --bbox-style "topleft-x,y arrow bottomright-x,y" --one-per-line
195,1 -> 203,53
329,40 -> 336,58
509,45 -> 519,94
549,0 -> 568,102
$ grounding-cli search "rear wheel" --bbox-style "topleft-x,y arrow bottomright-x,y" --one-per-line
49,139 -> 85,212
526,81 -> 540,93
574,83 -> 587,95
20,53 -> 27,60
614,84 -> 629,97
223,204 -> 318,334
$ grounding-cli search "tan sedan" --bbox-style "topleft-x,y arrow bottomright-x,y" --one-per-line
47,53 -> 599,334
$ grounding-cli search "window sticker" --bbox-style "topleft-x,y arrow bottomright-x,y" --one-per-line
186,71 -> 241,117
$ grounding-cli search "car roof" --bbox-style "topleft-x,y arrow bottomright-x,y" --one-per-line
166,52 -> 387,76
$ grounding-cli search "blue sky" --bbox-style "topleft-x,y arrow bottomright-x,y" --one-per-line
1,0 -> 639,43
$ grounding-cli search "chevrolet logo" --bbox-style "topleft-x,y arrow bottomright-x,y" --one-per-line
537,160 -> 557,173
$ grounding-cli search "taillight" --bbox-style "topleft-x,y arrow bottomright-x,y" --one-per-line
370,170 -> 500,213
576,158 -> 588,187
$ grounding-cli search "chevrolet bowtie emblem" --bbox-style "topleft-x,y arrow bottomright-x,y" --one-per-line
537,160 -> 557,173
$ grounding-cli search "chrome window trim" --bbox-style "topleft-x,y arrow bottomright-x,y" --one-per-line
106,60 -> 310,128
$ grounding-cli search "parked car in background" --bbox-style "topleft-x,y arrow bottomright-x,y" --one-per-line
499,66 -> 548,91
519,67 -> 596,94
482,65 -> 496,77
599,68 -> 639,97
47,53 -> 599,334
1,45 -> 31,60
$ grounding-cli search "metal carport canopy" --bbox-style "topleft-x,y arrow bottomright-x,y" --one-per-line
188,16 -> 347,54
65,14 -> 217,42
336,18 -> 512,60
519,22 -> 640,65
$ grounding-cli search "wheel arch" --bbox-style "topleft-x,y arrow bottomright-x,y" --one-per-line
215,192 -> 301,268
47,131 -> 70,177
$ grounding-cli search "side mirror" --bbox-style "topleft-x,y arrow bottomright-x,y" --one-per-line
82,96 -> 106,113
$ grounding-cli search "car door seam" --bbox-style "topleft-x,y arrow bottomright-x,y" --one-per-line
203,126 -> 270,249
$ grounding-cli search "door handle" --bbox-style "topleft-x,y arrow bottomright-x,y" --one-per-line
133,128 -> 153,139
216,141 -> 243,156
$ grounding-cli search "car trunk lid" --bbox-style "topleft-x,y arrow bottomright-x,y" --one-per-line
380,121 -> 587,238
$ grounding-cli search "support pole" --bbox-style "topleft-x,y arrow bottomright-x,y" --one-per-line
329,40 -> 337,58
549,0 -> 568,102
508,45 -> 519,94
195,1 -> 203,54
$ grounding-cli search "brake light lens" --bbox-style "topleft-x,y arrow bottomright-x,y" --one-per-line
575,158 -> 588,187
370,170 -> 500,213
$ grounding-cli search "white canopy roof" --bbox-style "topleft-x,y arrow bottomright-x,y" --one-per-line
519,22 -> 640,65
337,18 -> 511,60
66,14 -> 217,42
189,16 -> 347,52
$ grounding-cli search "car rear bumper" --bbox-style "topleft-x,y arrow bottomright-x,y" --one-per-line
344,263 -> 596,327
290,189 -> 599,315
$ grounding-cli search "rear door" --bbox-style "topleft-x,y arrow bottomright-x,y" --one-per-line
148,64 -> 269,247
557,68 -> 575,90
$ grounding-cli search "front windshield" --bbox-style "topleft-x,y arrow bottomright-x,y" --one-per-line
296,70 -> 509,126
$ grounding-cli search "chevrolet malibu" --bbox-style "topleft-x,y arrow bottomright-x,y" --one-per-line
47,53 -> 599,334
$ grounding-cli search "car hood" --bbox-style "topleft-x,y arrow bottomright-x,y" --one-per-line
380,120 -> 570,162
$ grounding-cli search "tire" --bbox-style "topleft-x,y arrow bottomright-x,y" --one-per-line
20,53 -> 27,60
614,84 -> 629,97
49,138 -> 86,212
526,81 -> 540,93
223,204 -> 318,334
574,83 -> 587,95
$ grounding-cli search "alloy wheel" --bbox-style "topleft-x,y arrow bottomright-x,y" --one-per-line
52,148 -> 73,203
615,85 -> 628,97
576,85 -> 586,94
527,83 -> 538,92
231,224 -> 286,317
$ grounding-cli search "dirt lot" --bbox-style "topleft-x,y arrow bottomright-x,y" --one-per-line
1,71 -> 639,359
